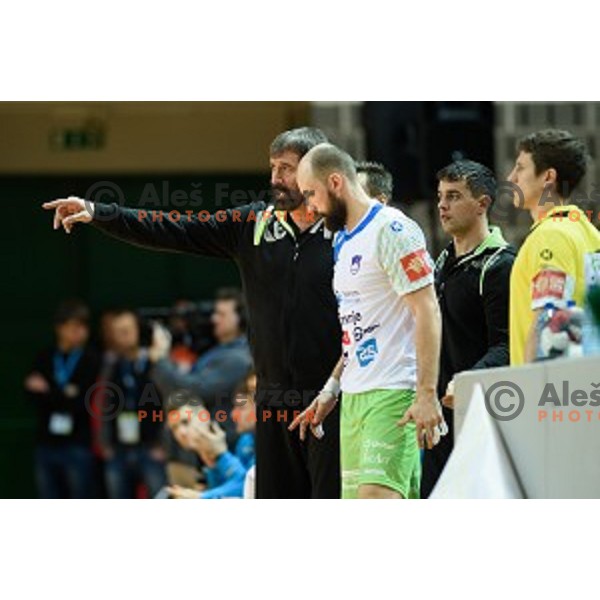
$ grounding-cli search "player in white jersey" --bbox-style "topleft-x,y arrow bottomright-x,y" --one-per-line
290,143 -> 445,499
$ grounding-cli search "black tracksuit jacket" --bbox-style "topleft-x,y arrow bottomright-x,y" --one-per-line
91,201 -> 342,498
421,227 -> 516,498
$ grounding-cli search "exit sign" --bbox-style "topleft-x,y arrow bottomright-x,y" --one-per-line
50,123 -> 105,151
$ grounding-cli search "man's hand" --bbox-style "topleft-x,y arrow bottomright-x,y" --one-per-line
24,372 -> 50,394
289,391 -> 337,441
167,485 -> 200,499
441,379 -> 455,409
42,197 -> 94,233
398,394 -> 446,450
149,446 -> 167,463
194,422 -> 228,466
100,445 -> 115,461
149,322 -> 172,363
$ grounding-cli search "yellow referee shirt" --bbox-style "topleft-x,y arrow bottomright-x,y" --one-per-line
510,204 -> 600,365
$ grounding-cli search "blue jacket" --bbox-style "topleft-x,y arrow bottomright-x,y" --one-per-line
200,452 -> 247,499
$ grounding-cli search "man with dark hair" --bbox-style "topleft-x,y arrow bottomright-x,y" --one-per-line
99,308 -> 167,498
356,161 -> 394,204
24,299 -> 100,498
421,160 -> 515,497
293,143 -> 445,499
508,129 -> 600,365
43,127 -> 342,499
149,286 -> 252,447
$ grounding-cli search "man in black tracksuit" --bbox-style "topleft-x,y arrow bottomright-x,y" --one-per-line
44,127 -> 342,499
421,160 -> 516,498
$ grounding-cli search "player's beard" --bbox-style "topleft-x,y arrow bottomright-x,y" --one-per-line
323,191 -> 348,232
270,184 -> 304,211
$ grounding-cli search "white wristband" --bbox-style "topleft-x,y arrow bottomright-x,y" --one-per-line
321,376 -> 340,398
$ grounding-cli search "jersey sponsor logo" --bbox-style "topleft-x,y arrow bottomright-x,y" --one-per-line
400,248 -> 432,282
350,255 -> 363,275
390,221 -> 403,233
356,338 -> 379,367
353,323 -> 381,343
340,311 -> 362,326
263,221 -> 287,243
532,269 -> 568,302
337,290 -> 361,307
342,330 -> 352,346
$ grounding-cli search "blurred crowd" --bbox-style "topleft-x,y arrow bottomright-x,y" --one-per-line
24,289 -> 256,499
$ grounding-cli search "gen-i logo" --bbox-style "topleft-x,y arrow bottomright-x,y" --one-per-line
350,255 -> 362,275
356,338 -> 378,367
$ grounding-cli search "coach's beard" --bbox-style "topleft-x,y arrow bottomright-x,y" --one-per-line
271,184 -> 304,212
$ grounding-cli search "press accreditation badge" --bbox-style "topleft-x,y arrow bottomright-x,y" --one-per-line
48,413 -> 74,436
117,412 -> 141,445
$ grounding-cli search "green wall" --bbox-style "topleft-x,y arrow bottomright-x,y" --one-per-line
0,173 -> 267,498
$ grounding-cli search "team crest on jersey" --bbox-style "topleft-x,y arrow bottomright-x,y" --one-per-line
350,255 -> 363,275
390,221 -> 403,233
356,338 -> 378,367
400,249 -> 432,282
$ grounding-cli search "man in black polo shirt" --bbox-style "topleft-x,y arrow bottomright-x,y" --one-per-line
421,160 -> 515,498
43,127 -> 342,499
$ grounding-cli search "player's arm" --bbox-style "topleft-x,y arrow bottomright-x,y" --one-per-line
42,196 -> 253,259
376,220 -> 444,448
472,253 -> 514,370
399,284 -> 444,448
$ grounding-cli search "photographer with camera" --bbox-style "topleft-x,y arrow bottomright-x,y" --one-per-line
149,288 -> 252,448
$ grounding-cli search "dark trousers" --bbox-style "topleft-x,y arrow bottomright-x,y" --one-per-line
421,407 -> 454,498
105,447 -> 166,499
254,391 -> 341,499
35,444 -> 94,499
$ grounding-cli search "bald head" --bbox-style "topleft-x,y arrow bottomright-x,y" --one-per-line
297,143 -> 367,232
299,143 -> 358,185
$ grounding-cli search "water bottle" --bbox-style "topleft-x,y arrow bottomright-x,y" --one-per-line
583,285 -> 600,356
535,301 -> 583,360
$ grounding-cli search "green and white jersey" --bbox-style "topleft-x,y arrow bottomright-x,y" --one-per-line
333,201 -> 434,394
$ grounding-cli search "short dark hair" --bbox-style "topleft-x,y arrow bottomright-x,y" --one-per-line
270,127 -> 328,159
215,287 -> 247,332
54,299 -> 90,326
436,159 -> 497,206
355,161 -> 393,201
517,129 -> 589,197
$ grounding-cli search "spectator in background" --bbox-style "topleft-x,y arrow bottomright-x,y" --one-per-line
167,401 -> 247,499
24,299 -> 100,498
421,161 -> 515,498
149,288 -> 252,448
232,370 -> 257,471
507,129 -> 600,364
98,309 -> 166,498
356,161 -> 394,205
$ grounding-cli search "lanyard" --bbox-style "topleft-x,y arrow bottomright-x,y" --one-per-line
119,354 -> 149,408
53,348 -> 83,389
